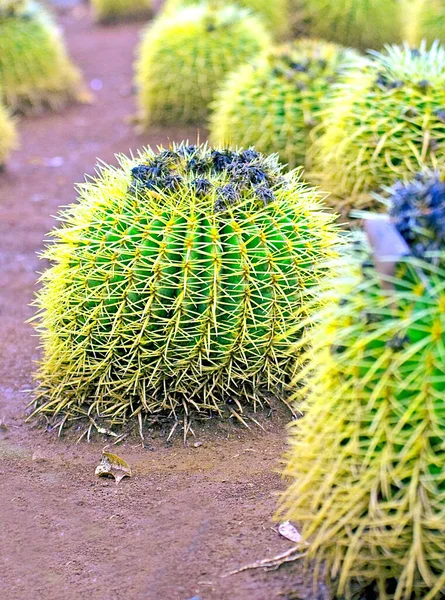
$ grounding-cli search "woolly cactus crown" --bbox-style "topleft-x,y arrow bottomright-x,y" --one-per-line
32,142 -> 339,428
0,0 -> 83,113
297,0 -> 402,49
310,41 -> 445,214
91,0 -> 152,24
135,4 -> 271,126
278,173 -> 445,599
210,38 -> 356,169
162,0 -> 289,37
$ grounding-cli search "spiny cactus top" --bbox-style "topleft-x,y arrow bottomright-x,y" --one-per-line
278,173 -> 445,599
91,0 -> 152,24
310,41 -> 445,214
162,0 -> 290,38
0,98 -> 17,166
32,143 -> 339,428
210,38 -> 356,169
297,0 -> 402,50
135,4 -> 271,127
0,0 -> 84,113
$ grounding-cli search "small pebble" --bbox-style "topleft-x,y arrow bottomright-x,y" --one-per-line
193,442 -> 202,448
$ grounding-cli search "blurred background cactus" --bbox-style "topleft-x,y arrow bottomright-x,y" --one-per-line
294,0 -> 402,49
0,96 -> 17,167
135,4 -> 271,127
162,0 -> 290,38
0,0 -> 84,113
91,0 -> 152,24
32,143 -> 339,426
278,173 -> 445,599
310,42 -> 445,214
210,38 -> 356,169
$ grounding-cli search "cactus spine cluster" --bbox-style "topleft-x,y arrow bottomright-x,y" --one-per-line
135,4 -> 271,127
0,98 -> 17,166
296,0 -> 402,50
32,143 -> 339,426
162,0 -> 289,38
310,42 -> 445,213
210,38 -> 356,169
278,173 -> 445,599
91,0 -> 152,24
0,0 -> 83,113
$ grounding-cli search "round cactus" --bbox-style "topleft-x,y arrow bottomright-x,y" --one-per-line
135,4 -> 271,127
0,98 -> 17,166
91,0 -> 152,24
162,0 -> 289,38
296,0 -> 402,50
32,143 -> 339,426
278,173 -> 445,598
310,42 -> 445,213
210,38 -> 356,169
0,0 -> 84,113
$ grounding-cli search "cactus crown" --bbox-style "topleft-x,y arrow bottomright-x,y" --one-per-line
369,41 -> 445,90
389,172 -> 445,259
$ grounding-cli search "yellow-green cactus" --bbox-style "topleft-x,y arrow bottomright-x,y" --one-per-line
135,4 -> 271,127
310,42 -> 445,213
402,0 -> 445,46
0,0 -> 84,113
0,98 -> 17,166
32,143 -> 339,427
91,0 -> 152,24
210,38 -> 356,169
296,0 -> 402,50
162,0 -> 289,38
278,173 -> 445,599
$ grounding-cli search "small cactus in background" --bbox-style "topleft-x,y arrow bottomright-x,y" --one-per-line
296,0 -> 402,50
278,173 -> 445,599
310,42 -> 445,214
0,0 -> 84,113
135,4 -> 271,127
32,143 -> 339,427
210,38 -> 356,169
162,0 -> 290,38
91,0 -> 152,24
0,95 -> 17,167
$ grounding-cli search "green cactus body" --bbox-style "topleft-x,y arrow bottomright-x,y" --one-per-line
162,0 -> 289,38
135,4 -> 271,127
91,0 -> 152,24
278,174 -> 445,599
210,39 -> 356,169
310,42 -> 445,213
297,0 -> 402,50
32,144 -> 339,425
0,98 -> 17,165
0,0 -> 84,113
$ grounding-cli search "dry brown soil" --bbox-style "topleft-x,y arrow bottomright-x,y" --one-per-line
0,5 -> 329,600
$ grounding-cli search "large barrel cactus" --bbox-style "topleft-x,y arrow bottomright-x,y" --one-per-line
91,0 -> 152,24
210,39 -> 356,169
135,4 -> 271,127
278,173 -> 445,599
0,98 -> 17,166
0,0 -> 83,113
310,42 -> 445,213
32,143 -> 339,426
296,0 -> 402,50
162,0 -> 289,38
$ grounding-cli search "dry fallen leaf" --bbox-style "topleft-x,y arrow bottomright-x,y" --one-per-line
278,521 -> 303,543
95,451 -> 132,484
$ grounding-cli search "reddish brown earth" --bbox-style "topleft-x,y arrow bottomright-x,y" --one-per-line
0,6 -> 328,600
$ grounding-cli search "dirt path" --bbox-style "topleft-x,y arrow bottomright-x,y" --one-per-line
0,7 -> 323,600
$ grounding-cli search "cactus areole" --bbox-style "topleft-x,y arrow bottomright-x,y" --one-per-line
278,173 -> 445,599
32,143 -> 338,426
